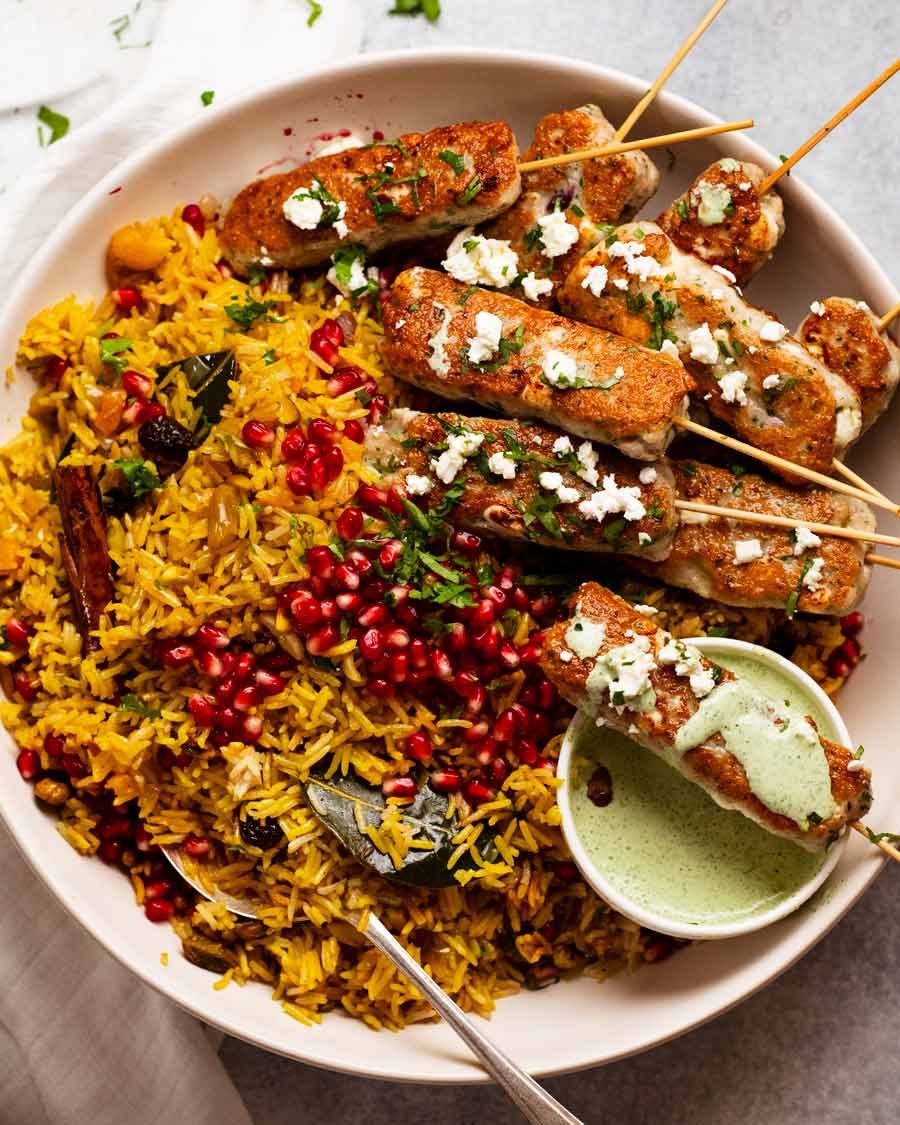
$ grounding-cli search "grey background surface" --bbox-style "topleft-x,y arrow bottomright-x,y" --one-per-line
222,2 -> 900,1121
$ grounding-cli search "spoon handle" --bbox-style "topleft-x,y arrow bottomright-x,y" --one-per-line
364,915 -> 583,1125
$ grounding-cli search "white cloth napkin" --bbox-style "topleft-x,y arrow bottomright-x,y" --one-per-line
0,2 -> 363,1122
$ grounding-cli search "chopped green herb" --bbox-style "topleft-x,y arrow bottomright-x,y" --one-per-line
648,291 -> 678,351
119,693 -> 161,719
674,198 -> 690,220
680,462 -> 697,477
262,349 -> 277,365
200,90 -> 215,107
785,556 -> 814,618
522,493 -> 563,540
115,458 -> 161,499
707,625 -> 731,638
438,149 -> 466,175
523,224 -> 544,253
570,203 -> 585,218
388,0 -> 441,20
625,291 -> 647,315
37,105 -> 69,146
458,175 -> 483,206
602,517 -> 626,546
456,285 -> 478,306
99,336 -> 133,376
306,0 -> 323,25
224,295 -> 276,330
246,262 -> 267,287
367,188 -> 402,221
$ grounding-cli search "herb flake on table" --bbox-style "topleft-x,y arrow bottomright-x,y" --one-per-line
388,0 -> 441,20
200,90 -> 215,107
37,105 -> 69,147
306,0 -> 324,26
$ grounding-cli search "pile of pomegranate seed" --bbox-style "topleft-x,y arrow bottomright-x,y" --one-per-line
828,612 -> 865,679
155,621 -> 293,746
307,316 -> 387,423
3,616 -> 41,702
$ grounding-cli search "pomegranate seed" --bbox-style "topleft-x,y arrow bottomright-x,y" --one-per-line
379,540 -> 403,570
286,464 -> 311,495
197,649 -> 226,679
385,626 -> 410,650
356,483 -> 389,513
134,826 -> 153,853
531,593 -> 558,618
538,680 -> 558,710
113,287 -> 143,312
540,920 -> 560,943
530,713 -> 553,742
495,709 -> 520,742
343,419 -> 365,443
196,622 -> 230,651
840,611 -> 864,636
307,545 -> 336,579
464,780 -> 494,804
181,203 -> 205,235
215,674 -> 237,704
336,591 -> 363,613
841,637 -> 861,667
470,599 -> 495,633
138,402 -> 166,424
452,530 -> 482,553
188,694 -> 216,726
499,643 -> 521,670
405,731 -> 432,762
310,329 -> 341,365
306,625 -> 339,655
14,672 -> 38,701
319,598 -> 339,622
476,738 -> 498,764
430,768 -> 461,794
498,564 -> 518,587
484,586 -> 508,611
121,369 -> 152,399
290,591 -> 324,631
120,399 -> 144,427
233,685 -> 261,711
359,628 -> 386,660
255,668 -> 285,696
431,649 -> 453,681
409,638 -> 429,670
62,754 -> 88,779
385,488 -> 406,516
347,550 -> 373,578
99,840 -> 123,864
446,623 -> 468,654
336,507 -> 364,540
45,356 -> 69,385
44,734 -> 66,757
216,259 -> 234,278
3,615 -> 31,648
464,688 -> 486,718
16,749 -> 40,780
326,368 -> 364,396
309,418 -> 338,447
323,446 -> 344,482
367,394 -> 389,423
242,419 -> 276,449
516,739 -> 539,766
519,639 -> 544,665
183,833 -> 211,858
362,578 -> 389,603
463,720 -> 490,745
512,586 -> 531,611
233,652 -> 256,682
388,652 -> 409,683
261,650 -> 292,671
333,561 -> 360,591
318,318 -> 345,347
216,706 -> 239,732
366,677 -> 395,699
472,625 -> 500,660
281,428 -> 307,462
387,584 -> 410,607
145,898 -> 175,923
241,715 -> 264,743
452,670 -> 480,698
307,457 -> 327,492
382,776 -> 417,799
99,815 -> 132,841
490,758 -> 510,787
535,758 -> 556,774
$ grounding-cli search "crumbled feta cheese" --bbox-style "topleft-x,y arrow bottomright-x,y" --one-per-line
582,264 -> 608,297
712,264 -> 737,284
638,531 -> 652,545
612,278 -> 629,290
810,300 -> 826,316
847,759 -> 866,772
541,349 -> 579,387
802,556 -> 825,591
634,604 -> 658,615
537,210 -> 580,257
521,272 -> 554,301
430,428 -> 484,484
748,345 -> 758,354
578,474 -> 646,523
565,606 -> 607,659
538,471 -> 579,504
283,188 -> 324,230
315,132 -> 365,157
738,180 -> 752,191
395,318 -> 406,329
442,227 -> 519,287
857,300 -> 870,311
552,435 -> 573,455
426,303 -> 453,375
466,310 -> 503,364
559,649 -> 574,664
760,320 -> 788,343
658,638 -> 716,698
687,322 -> 719,364
719,157 -> 742,172
710,288 -> 726,301
575,441 -> 600,487
588,634 -> 657,711
660,339 -> 680,360
638,466 -> 657,484
607,240 -> 666,282
557,485 -> 580,504
734,538 -> 763,564
405,474 -> 433,496
327,251 -> 369,298
719,369 -> 749,405
539,471 -> 563,491
487,451 -> 517,479
762,374 -> 781,391
793,525 -> 822,555
332,201 -> 349,240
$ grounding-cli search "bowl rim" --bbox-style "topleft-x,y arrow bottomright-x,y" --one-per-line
0,45 -> 894,1084
556,637 -> 852,941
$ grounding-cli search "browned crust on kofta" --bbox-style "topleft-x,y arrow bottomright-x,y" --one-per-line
220,121 -> 521,276
657,159 -> 785,286
381,268 -> 694,460
541,582 -> 871,849
367,411 -> 678,559
629,461 -> 872,615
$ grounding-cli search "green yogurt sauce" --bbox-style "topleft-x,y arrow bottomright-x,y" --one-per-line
568,650 -> 839,927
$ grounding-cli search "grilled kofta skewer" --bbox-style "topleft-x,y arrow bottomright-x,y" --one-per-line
631,460 -> 874,616
542,582 -> 872,851
381,267 -> 694,461
366,410 -> 678,560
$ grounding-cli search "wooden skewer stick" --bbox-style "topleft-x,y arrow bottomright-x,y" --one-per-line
759,59 -> 900,195
867,553 -> 900,572
832,460 -> 891,504
516,119 -> 753,174
614,0 -> 730,141
877,298 -> 900,333
851,821 -> 900,864
674,416 -> 900,516
674,500 -> 900,549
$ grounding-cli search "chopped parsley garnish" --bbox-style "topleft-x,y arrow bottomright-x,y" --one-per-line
262,349 -> 278,365
647,291 -> 679,351
570,203 -> 585,218
115,458 -> 161,499
331,244 -> 379,298
37,105 -> 70,146
306,0 -> 323,25
458,175 -> 483,206
707,625 -> 731,638
224,295 -> 276,330
388,0 -> 441,20
523,224 -> 544,253
625,292 -> 647,315
119,694 -> 161,719
200,90 -> 215,107
367,188 -> 402,221
297,178 -> 345,227
246,262 -> 267,287
674,198 -> 690,219
603,517 -> 626,546
785,556 -> 814,618
99,336 -> 133,375
522,492 -> 563,540
680,461 -> 697,477
438,149 -> 466,175
456,285 -> 478,306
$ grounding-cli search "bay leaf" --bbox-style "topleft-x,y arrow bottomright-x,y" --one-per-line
156,350 -> 238,441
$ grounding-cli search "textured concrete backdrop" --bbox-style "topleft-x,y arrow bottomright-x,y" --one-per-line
222,2 -> 900,1121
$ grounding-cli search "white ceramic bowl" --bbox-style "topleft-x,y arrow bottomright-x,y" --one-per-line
0,48 -> 897,1084
556,638 -> 853,941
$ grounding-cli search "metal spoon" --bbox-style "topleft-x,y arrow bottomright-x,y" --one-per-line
164,846 -> 582,1124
